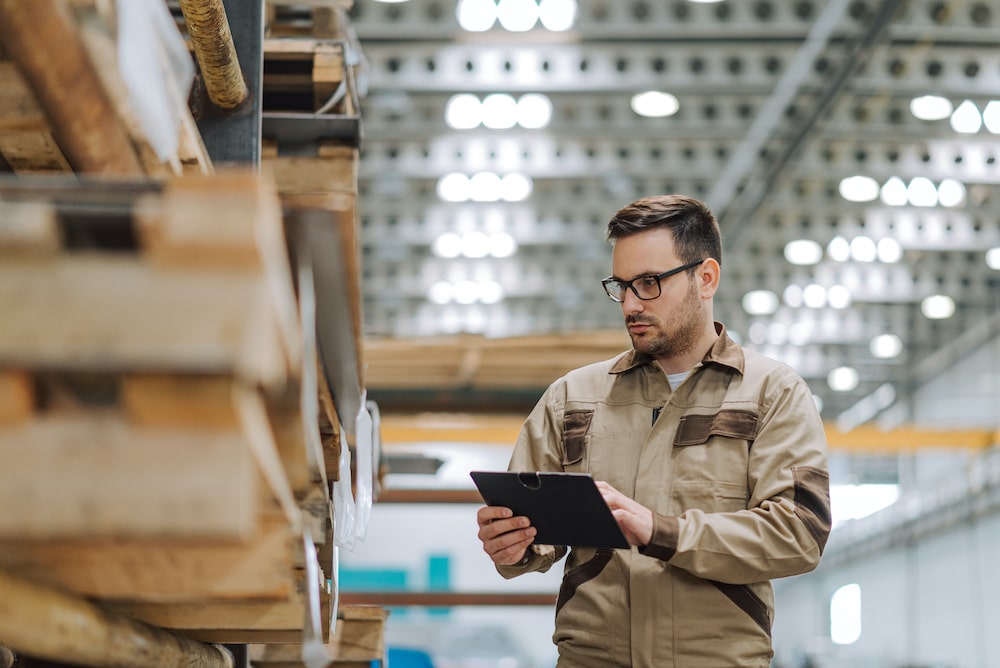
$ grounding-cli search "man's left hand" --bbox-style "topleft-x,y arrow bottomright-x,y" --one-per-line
596,480 -> 654,547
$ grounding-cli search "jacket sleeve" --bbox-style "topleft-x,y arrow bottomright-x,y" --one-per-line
495,382 -> 569,579
640,369 -> 832,583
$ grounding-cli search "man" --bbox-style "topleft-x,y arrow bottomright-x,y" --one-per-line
476,195 -> 831,667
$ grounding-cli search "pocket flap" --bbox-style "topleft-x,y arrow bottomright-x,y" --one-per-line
674,409 -> 758,447
562,409 -> 594,465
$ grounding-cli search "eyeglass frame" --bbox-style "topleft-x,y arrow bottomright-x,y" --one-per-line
601,259 -> 705,303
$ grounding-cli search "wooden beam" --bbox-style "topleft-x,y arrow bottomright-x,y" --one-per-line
376,488 -> 484,505
0,415 -> 259,540
0,0 -> 143,174
0,570 -> 234,668
0,519 -> 295,601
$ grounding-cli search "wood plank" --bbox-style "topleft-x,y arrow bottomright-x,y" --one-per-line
0,0 -> 143,174
0,372 -> 33,426
264,145 -> 357,196
0,256 -> 288,388
0,521 -> 294,601
0,415 -> 259,540
0,201 -> 60,254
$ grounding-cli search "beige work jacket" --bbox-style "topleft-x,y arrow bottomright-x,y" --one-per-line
497,324 -> 831,667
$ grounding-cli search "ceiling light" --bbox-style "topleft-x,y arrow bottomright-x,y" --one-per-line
516,93 -> 553,129
432,232 -> 462,258
937,178 -> 966,207
453,280 -> 481,304
479,280 -> 505,304
488,232 -> 518,258
906,176 -> 938,207
461,231 -> 491,257
984,101 -> 1000,134
497,0 -> 539,31
500,173 -> 533,201
481,93 -> 518,129
870,333 -> 902,359
428,281 -> 453,304
456,0 -> 497,31
921,294 -> 955,319
909,95 -> 953,121
630,91 -> 680,118
784,239 -> 823,265
803,284 -> 826,309
783,284 -> 804,308
849,236 -> 877,262
828,366 -> 860,392
538,0 -> 577,31
767,322 -> 787,345
987,247 -> 1000,270
827,235 -> 851,262
742,289 -> 779,315
437,172 -> 470,202
748,321 -> 768,345
469,171 -> 502,201
839,175 -> 879,202
788,322 -> 811,345
880,176 -> 908,206
950,99 -> 982,134
445,94 -> 482,129
876,237 -> 902,263
827,285 -> 852,309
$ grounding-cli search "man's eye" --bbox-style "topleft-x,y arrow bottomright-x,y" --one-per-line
638,277 -> 659,288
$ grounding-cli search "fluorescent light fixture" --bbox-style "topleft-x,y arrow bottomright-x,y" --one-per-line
827,235 -> 851,262
909,94 -> 952,121
445,93 -> 482,129
950,99 -> 982,134
907,176 -> 938,207
783,284 -> 804,308
499,173 -> 533,202
461,231 -> 491,258
437,172 -> 470,202
803,283 -> 826,309
987,247 -> 1000,270
742,289 -> 779,315
879,176 -> 908,206
838,175 -> 879,202
516,93 -> 553,129
870,333 -> 902,359
984,100 -> 1000,134
784,239 -> 823,265
748,321 -> 768,345
469,171 -> 502,202
432,232 -> 463,258
849,236 -> 877,263
830,583 -> 862,645
937,178 -> 966,207
481,93 -> 518,129
428,280 -> 453,304
538,0 -> 577,31
630,91 -> 680,118
876,237 -> 902,263
479,280 -> 505,304
497,0 -> 539,31
921,294 -> 955,319
828,366 -> 860,392
456,0 -> 497,31
488,232 -> 518,258
827,285 -> 852,309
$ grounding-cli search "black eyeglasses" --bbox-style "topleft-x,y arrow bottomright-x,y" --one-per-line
601,259 -> 704,303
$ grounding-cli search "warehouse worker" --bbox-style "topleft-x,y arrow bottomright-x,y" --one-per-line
476,194 -> 831,667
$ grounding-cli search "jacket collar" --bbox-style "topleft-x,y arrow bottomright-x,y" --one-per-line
609,321 -> 745,376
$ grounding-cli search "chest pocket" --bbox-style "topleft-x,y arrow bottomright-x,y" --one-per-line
562,409 -> 594,466
674,409 -> 759,446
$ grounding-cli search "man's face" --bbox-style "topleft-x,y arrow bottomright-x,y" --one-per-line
610,227 -> 706,361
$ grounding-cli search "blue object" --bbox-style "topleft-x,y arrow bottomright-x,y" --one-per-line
385,646 -> 435,667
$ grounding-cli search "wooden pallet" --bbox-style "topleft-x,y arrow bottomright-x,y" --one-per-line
265,1 -> 355,40
264,39 -> 348,114
248,605 -> 388,667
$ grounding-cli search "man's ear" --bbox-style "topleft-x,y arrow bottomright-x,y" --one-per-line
698,258 -> 721,299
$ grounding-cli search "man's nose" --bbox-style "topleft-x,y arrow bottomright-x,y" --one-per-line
621,288 -> 644,313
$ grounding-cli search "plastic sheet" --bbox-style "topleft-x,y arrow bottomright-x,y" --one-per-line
116,0 -> 194,162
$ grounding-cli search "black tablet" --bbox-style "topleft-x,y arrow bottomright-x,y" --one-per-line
471,471 -> 629,549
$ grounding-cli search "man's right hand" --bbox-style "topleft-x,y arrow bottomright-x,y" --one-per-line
476,505 -> 537,565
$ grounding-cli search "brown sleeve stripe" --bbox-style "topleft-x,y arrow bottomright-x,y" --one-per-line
638,512 -> 679,561
555,549 -> 614,616
710,581 -> 772,637
793,465 -> 832,552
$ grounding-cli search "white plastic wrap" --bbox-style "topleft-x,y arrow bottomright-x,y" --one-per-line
300,530 -> 331,668
332,422 -> 356,549
116,0 -> 194,162
332,400 -> 375,550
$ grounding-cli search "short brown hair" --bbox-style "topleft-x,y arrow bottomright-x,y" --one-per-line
607,195 -> 722,267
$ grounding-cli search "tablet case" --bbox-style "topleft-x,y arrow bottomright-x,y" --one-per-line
470,471 -> 629,549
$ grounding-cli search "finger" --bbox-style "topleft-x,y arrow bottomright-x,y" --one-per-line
491,534 -> 536,565
478,515 -> 531,542
477,505 -> 513,527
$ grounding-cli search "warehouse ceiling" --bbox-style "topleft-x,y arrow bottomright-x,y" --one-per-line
345,0 -> 1000,425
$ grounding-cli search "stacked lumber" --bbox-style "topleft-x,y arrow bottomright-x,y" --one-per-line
0,0 -> 210,177
0,172 -> 335,645
249,605 -> 389,668
265,1 -> 356,40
